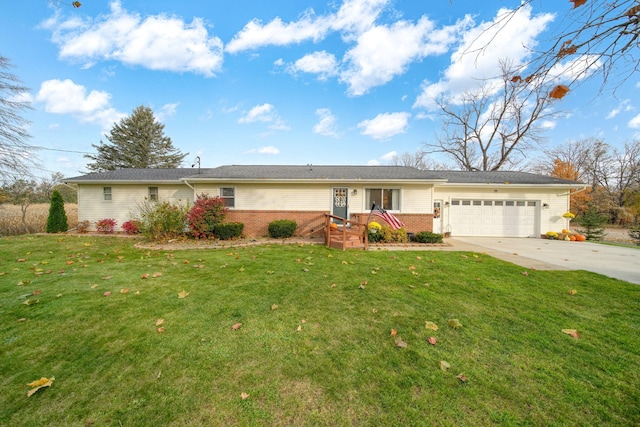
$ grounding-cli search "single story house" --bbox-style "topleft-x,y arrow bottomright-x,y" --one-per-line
64,165 -> 585,238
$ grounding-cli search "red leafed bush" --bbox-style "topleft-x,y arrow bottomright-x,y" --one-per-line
95,218 -> 117,234
186,194 -> 228,238
121,220 -> 141,234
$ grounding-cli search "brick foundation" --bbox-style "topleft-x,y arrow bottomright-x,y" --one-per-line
352,213 -> 434,234
226,210 -> 327,238
225,210 -> 434,238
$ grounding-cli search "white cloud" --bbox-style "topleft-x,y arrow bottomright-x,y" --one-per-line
605,99 -> 632,119
226,0 -> 388,53
238,103 -> 277,123
41,0 -> 223,76
35,79 -> 125,128
628,113 -> 640,129
380,151 -> 397,161
312,108 -> 339,137
238,103 -> 289,132
414,5 -> 554,110
367,159 -> 381,165
290,51 -> 338,80
156,102 -> 179,122
245,146 -> 280,154
541,120 -> 556,130
357,112 -> 410,140
341,16 -> 471,96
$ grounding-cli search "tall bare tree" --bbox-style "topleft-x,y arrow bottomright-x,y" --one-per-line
425,61 -> 558,171
473,1 -> 640,93
0,55 -> 35,180
389,150 -> 448,170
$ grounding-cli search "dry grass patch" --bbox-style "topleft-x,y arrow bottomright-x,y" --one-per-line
0,203 -> 78,236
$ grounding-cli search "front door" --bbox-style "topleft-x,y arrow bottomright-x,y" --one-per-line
433,200 -> 443,233
332,187 -> 348,223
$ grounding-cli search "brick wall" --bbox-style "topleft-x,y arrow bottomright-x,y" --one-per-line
225,210 -> 434,238
226,210 -> 327,238
352,213 -> 434,233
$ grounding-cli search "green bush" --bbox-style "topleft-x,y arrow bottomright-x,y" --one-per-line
268,220 -> 297,238
213,222 -> 244,240
137,200 -> 188,241
414,231 -> 444,244
380,225 -> 408,243
46,189 -> 68,233
368,230 -> 384,243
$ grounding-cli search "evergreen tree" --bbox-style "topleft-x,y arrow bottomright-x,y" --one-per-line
577,203 -> 607,241
46,189 -> 68,233
85,105 -> 188,172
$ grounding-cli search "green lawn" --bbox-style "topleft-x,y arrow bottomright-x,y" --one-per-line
1,235 -> 639,426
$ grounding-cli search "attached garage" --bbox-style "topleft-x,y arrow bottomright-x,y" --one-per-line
449,199 -> 539,237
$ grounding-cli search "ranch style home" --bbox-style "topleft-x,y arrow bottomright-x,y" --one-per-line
64,165 -> 585,239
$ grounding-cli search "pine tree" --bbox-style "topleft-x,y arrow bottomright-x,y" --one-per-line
85,105 -> 188,172
46,189 -> 68,233
577,203 -> 607,241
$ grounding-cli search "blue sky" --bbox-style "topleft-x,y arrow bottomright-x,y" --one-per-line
1,0 -> 639,178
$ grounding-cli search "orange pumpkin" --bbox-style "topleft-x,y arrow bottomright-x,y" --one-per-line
575,234 -> 586,242
329,223 -> 338,230
569,235 -> 576,241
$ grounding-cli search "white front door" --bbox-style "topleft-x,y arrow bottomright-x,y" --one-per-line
433,200 -> 443,233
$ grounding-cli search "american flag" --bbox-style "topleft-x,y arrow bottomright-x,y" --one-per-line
371,204 -> 405,230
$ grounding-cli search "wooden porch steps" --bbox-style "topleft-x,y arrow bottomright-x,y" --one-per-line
324,214 -> 369,251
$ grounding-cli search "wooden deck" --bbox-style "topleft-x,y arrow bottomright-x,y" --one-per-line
324,214 -> 368,250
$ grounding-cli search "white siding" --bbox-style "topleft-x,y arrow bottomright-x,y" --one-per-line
77,184 -> 192,231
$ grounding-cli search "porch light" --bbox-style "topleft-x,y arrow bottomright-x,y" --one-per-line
352,189 -> 358,196
542,203 -> 549,209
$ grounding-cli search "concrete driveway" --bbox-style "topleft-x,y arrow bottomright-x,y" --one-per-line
449,237 -> 640,284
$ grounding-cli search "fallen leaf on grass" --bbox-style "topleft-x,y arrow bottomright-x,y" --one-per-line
102,276 -> 113,280
448,319 -> 463,329
18,318 -> 26,322
156,319 -> 164,326
232,322 -> 242,331
568,289 -> 577,295
27,377 -> 54,397
395,339 -> 408,348
271,304 -> 279,310
157,327 -> 165,333
456,373 -> 468,382
562,329 -> 579,339
91,284 -> 98,289
425,321 -> 439,331
178,290 -> 189,299
296,325 -> 302,332
390,328 -> 397,337
141,273 -> 150,279
428,337 -> 437,345
22,299 -> 39,305
240,392 -> 250,400
103,292 -> 111,297
439,361 -> 450,371
521,271 -> 529,276
120,288 -> 129,294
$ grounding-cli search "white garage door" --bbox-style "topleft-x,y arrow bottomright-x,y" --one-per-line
449,199 -> 538,237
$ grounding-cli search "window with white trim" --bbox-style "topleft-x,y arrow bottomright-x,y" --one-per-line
220,187 -> 235,208
365,188 -> 400,210
148,187 -> 158,201
103,187 -> 112,201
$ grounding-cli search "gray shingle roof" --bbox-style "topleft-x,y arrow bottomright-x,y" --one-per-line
64,165 -> 583,185
64,168 -> 204,182
434,170 -> 581,185
189,165 -> 445,181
